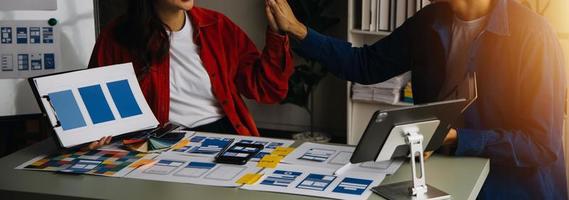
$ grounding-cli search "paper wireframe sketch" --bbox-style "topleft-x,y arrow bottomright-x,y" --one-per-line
241,164 -> 385,200
125,154 -> 263,187
32,63 -> 159,147
282,142 -> 404,175
15,149 -> 158,177
165,132 -> 294,161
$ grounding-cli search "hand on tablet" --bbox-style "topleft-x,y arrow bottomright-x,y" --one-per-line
424,128 -> 458,160
83,136 -> 112,150
443,128 -> 458,145
423,151 -> 434,160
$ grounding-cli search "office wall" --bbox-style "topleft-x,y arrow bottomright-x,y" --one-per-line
196,0 -> 348,138
0,0 -> 96,117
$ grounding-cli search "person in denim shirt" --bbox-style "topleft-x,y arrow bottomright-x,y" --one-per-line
267,0 -> 567,199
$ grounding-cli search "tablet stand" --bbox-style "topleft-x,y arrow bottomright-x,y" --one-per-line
371,120 -> 450,200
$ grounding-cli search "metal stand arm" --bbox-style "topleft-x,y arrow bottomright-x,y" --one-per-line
405,128 -> 427,199
371,122 -> 451,200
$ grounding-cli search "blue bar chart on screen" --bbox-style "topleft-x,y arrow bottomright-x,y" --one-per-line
30,63 -> 159,147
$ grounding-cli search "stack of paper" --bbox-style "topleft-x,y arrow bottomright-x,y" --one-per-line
358,0 -> 430,32
352,71 -> 411,104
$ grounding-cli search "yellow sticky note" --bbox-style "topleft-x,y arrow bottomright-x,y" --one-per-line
129,159 -> 155,168
102,160 -> 114,165
235,173 -> 263,185
172,139 -> 190,150
31,159 -> 50,166
257,155 -> 282,168
103,171 -> 115,176
271,147 -> 295,157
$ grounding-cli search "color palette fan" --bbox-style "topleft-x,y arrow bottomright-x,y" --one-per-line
123,132 -> 185,153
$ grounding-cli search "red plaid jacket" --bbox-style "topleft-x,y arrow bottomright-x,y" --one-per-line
88,7 -> 294,136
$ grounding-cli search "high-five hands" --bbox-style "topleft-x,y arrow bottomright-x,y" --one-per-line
265,0 -> 308,40
265,1 -> 279,32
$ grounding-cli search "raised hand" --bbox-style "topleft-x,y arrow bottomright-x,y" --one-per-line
265,2 -> 279,32
266,0 -> 308,40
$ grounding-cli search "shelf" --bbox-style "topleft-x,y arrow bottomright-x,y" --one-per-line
350,29 -> 391,36
351,99 -> 413,107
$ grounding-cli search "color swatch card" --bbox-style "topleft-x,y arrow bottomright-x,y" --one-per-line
241,164 -> 384,200
283,142 -> 404,175
125,154 -> 262,187
30,63 -> 159,147
123,131 -> 187,153
15,149 -> 157,177
166,132 -> 294,161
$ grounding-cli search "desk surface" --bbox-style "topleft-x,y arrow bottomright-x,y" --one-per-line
0,139 -> 489,200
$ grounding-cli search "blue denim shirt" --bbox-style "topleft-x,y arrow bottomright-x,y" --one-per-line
294,0 -> 567,199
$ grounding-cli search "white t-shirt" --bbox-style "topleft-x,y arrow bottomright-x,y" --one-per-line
168,13 -> 224,128
439,15 -> 488,100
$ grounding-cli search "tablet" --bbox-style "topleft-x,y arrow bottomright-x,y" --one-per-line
350,73 -> 477,163
350,99 -> 467,163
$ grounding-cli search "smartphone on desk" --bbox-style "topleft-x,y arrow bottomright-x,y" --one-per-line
214,142 -> 264,165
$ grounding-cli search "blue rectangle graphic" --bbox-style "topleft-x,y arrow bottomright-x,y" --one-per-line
48,90 -> 87,130
44,53 -> 55,69
188,138 -> 233,155
30,54 -> 42,70
190,136 -> 207,143
29,27 -> 40,44
297,174 -> 336,191
186,162 -> 216,169
16,27 -> 27,44
1,27 -> 12,44
332,177 -> 373,195
106,80 -> 142,118
17,54 -> 29,70
261,170 -> 303,187
42,27 -> 54,43
78,85 -> 115,124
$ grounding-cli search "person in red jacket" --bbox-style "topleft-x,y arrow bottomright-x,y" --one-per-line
86,0 -> 294,149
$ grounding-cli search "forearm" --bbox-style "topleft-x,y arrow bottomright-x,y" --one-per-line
455,128 -> 560,167
287,21 -> 308,41
294,28 -> 409,84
